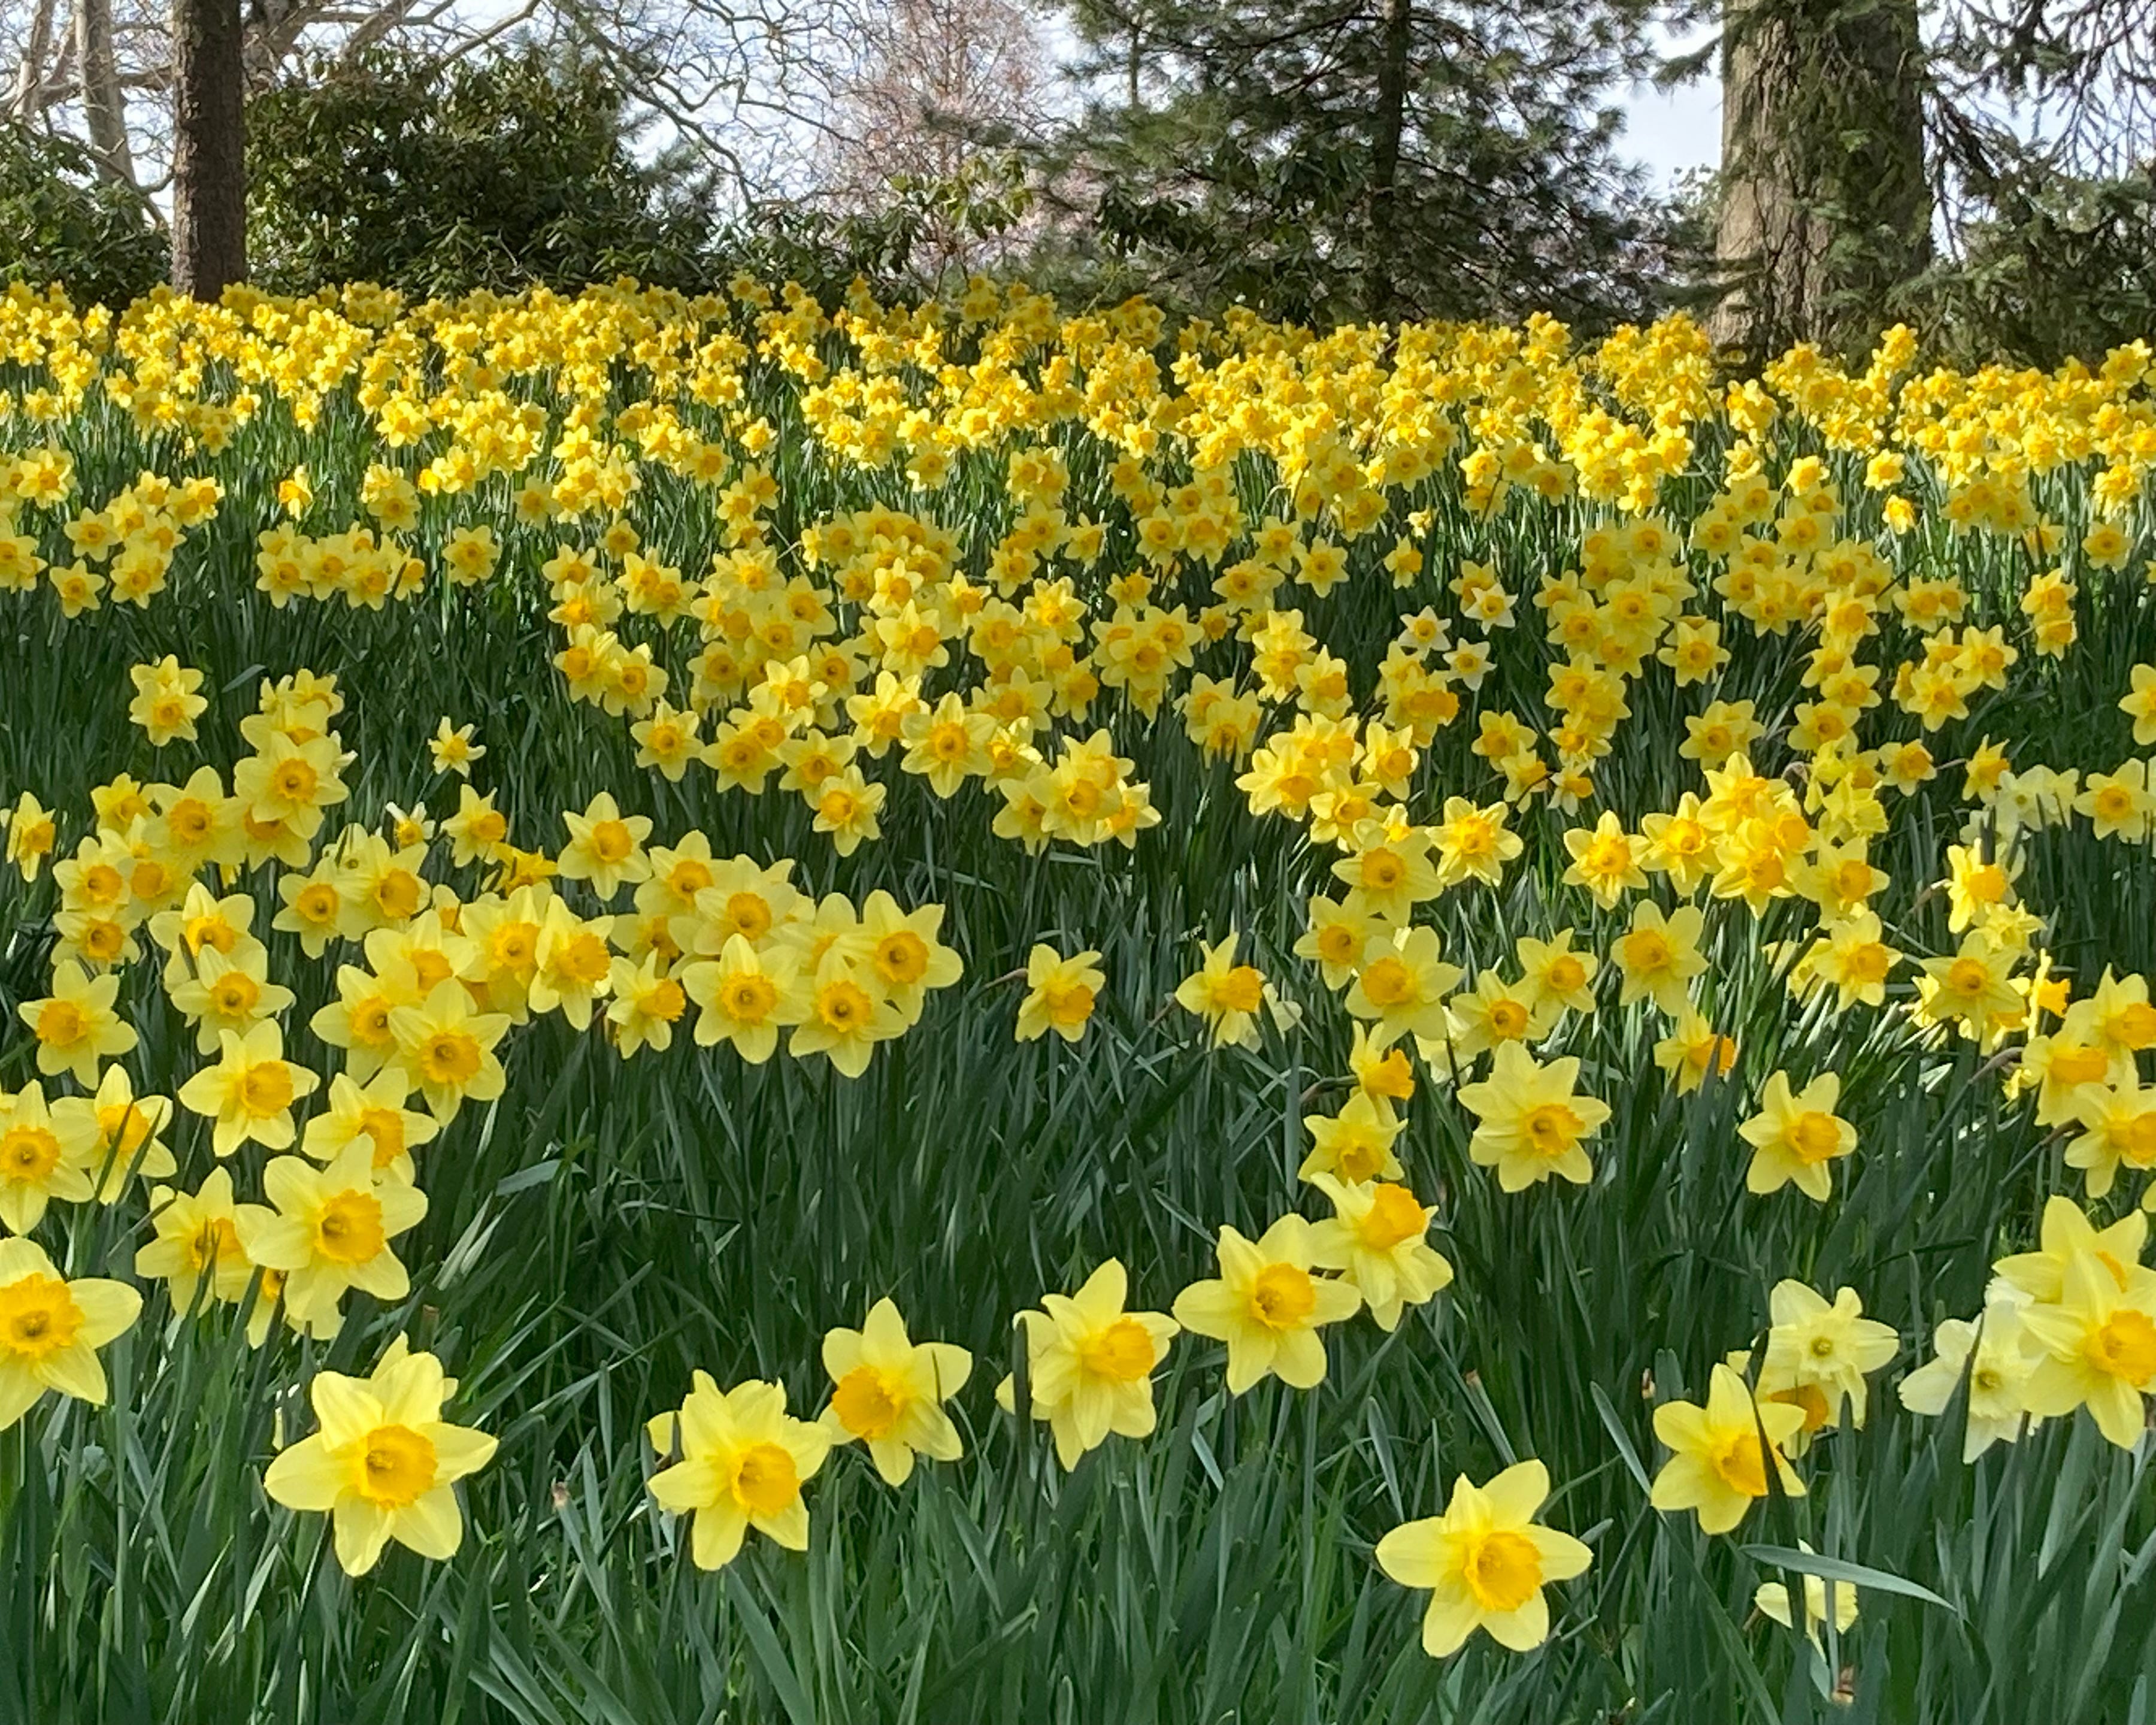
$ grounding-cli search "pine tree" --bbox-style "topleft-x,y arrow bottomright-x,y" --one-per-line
171,0 -> 247,296
1044,0 -> 1685,328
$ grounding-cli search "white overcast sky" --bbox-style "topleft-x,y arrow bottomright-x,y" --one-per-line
1620,62 -> 1721,188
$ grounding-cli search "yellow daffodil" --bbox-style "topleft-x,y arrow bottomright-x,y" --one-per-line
1739,1072 -> 1858,1201
302,1070 -> 440,1182
1456,1043 -> 1610,1191
1173,931 -> 1276,1051
1758,1281 -> 1898,1443
647,1374 -> 831,1568
1306,1173 -> 1452,1330
241,1146 -> 427,1329
428,719 -> 485,776
1611,901 -> 1707,1015
1376,1460 -> 1592,1657
2019,1249 -> 2156,1448
1649,1363 -> 1806,1535
134,1167 -> 271,1313
0,1236 -> 141,1428
387,980 -> 510,1121
997,1259 -> 1178,1470
817,1298 -> 972,1485
1897,1289 -> 2043,1459
177,1021 -> 320,1157
1016,943 -> 1105,1043
1171,1216 -> 1361,1394
0,1082 -> 101,1234
20,961 -> 138,1087
264,1336 -> 498,1575
1754,1542 -> 1860,1647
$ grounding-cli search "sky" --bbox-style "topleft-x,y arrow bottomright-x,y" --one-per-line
1620,71 -> 1722,189
1616,27 -> 1723,189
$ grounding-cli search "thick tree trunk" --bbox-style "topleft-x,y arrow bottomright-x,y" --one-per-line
1714,0 -> 1929,356
171,0 -> 247,298
1364,0 -> 1410,322
74,0 -> 134,181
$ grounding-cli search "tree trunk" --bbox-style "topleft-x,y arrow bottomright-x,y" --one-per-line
74,0 -> 134,181
171,0 -> 247,298
1713,0 -> 1929,357
1364,0 -> 1410,323
9,0 -> 59,119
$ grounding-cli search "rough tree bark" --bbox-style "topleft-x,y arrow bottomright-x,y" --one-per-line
171,0 -> 247,296
1714,0 -> 1930,356
1364,0 -> 1412,323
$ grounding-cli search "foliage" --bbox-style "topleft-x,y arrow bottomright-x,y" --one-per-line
1038,0 -> 1695,329
244,47 -> 723,297
0,126 -> 168,308
1907,120 -> 2156,369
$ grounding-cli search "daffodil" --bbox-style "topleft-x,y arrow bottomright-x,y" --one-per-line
1897,1288 -> 2043,1458
1992,1194 -> 2145,1303
2018,1249 -> 2156,1448
604,953 -> 691,1057
528,900 -> 616,1028
1333,822 -> 1442,923
817,1298 -> 972,1485
1173,932 -> 1276,1051
647,1374 -> 831,1568
1754,1542 -> 1860,1647
126,655 -> 208,745
241,1146 -> 428,1329
1015,943 -> 1105,1042
997,1258 -> 1178,1470
1376,1460 -> 1592,1656
428,719 -> 485,776
1345,926 -> 1462,1045
790,950 -> 900,1077
264,1336 -> 498,1575
176,1021 -> 320,1157
1171,1216 -> 1361,1393
4,791 -> 58,881
1560,811 -> 1646,909
0,1237 -> 141,1428
1515,929 -> 1598,1019
20,961 -> 138,1087
1306,1173 -> 1452,1330
556,792 -> 652,898
1648,1363 -> 1807,1535
1456,1042 -> 1610,1191
1297,1092 -> 1406,1184
1294,894 -> 1385,989
387,980 -> 510,1121
86,1066 -> 176,1200
302,1070 -> 440,1182
1740,1072 -> 1858,1201
134,1167 -> 271,1312
1611,901 -> 1707,1015
1654,1009 -> 1739,1094
165,940 -> 294,1054
1758,1281 -> 1898,1444
857,890 -> 963,1026
0,1082 -> 101,1234
680,934 -> 807,1061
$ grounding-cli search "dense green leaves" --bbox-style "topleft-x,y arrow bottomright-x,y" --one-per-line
244,48 -> 723,299
0,129 -> 168,309
1038,0 -> 1692,328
